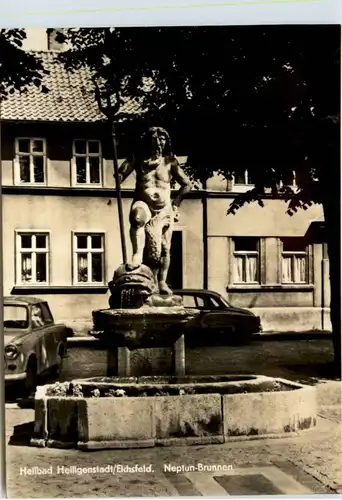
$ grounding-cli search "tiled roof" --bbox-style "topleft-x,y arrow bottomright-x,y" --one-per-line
0,51 -> 145,123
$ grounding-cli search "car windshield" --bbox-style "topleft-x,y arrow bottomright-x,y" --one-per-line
3,305 -> 29,329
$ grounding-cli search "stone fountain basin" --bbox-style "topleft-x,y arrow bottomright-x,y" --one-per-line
91,306 -> 200,348
30,375 -> 317,450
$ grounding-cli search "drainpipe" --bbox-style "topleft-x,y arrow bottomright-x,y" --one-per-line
321,246 -> 324,330
202,179 -> 208,289
0,99 -> 5,492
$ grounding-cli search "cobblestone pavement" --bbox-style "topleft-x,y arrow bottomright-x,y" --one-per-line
61,337 -> 336,384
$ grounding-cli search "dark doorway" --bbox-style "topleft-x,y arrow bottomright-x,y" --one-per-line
167,230 -> 183,289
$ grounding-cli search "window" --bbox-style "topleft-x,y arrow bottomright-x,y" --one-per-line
73,233 -> 105,284
233,237 -> 259,283
281,237 -> 308,283
15,138 -> 46,184
72,140 -> 102,185
208,296 -> 221,308
195,296 -> 205,308
234,170 -> 253,185
181,295 -> 208,308
279,171 -> 297,188
16,232 -> 49,285
40,302 -> 54,324
47,29 -> 65,51
4,305 -> 29,329
182,295 -> 197,308
31,304 -> 45,328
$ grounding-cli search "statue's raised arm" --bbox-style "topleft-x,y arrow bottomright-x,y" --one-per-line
170,157 -> 192,221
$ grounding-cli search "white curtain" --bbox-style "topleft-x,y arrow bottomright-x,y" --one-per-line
234,255 -> 258,283
283,255 -> 306,283
294,255 -> 306,282
234,256 -> 244,282
282,256 -> 292,282
246,255 -> 257,282
21,254 -> 32,282
77,254 -> 88,282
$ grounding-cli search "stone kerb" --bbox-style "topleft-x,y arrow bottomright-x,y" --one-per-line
30,377 -> 317,450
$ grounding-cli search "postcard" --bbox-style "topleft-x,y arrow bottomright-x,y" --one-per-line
2,22 -> 341,498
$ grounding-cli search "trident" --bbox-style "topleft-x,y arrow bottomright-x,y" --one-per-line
94,80 -> 127,264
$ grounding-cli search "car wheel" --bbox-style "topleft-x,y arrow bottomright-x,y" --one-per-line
52,361 -> 62,379
51,357 -> 63,379
23,356 -> 38,398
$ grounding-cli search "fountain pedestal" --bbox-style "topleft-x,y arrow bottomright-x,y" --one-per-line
107,335 -> 185,377
90,305 -> 199,377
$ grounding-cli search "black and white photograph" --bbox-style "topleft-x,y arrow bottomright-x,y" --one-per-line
1,24 -> 341,497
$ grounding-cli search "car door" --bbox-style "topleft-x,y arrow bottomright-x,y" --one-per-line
195,295 -> 234,333
41,302 -> 63,367
42,302 -> 68,358
183,295 -> 218,344
31,303 -> 58,373
181,294 -> 201,333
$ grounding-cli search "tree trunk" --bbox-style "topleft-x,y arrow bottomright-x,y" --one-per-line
322,197 -> 341,376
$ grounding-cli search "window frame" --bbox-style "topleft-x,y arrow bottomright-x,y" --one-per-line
71,139 -> 103,187
280,237 -> 309,284
31,303 -> 46,329
14,137 -> 47,186
15,230 -> 50,286
278,171 -> 298,189
181,295 -> 197,308
72,232 -> 106,285
4,304 -> 29,329
232,237 -> 260,284
231,170 -> 255,193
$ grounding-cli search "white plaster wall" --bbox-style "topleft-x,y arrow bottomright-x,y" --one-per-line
22,28 -> 48,51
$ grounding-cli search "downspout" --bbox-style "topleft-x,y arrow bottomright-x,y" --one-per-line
321,243 -> 324,330
202,178 -> 208,289
0,98 -> 6,492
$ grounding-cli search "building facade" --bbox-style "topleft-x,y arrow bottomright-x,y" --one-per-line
0,29 -> 331,333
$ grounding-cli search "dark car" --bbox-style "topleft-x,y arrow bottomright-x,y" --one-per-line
3,297 -> 73,395
173,289 -> 262,346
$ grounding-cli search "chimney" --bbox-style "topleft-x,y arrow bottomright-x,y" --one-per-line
47,29 -> 65,51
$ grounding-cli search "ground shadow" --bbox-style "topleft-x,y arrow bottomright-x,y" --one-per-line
284,361 -> 341,384
8,421 -> 35,447
253,331 -> 332,341
5,388 -> 36,408
5,369 -> 60,404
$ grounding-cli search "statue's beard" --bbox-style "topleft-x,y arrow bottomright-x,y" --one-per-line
151,139 -> 163,158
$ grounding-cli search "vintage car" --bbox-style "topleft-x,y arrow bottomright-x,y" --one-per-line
174,289 -> 262,345
4,296 -> 72,395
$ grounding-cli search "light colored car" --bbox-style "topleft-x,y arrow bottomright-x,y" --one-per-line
4,296 -> 72,395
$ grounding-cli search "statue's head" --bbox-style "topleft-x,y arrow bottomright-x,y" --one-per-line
143,127 -> 172,158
